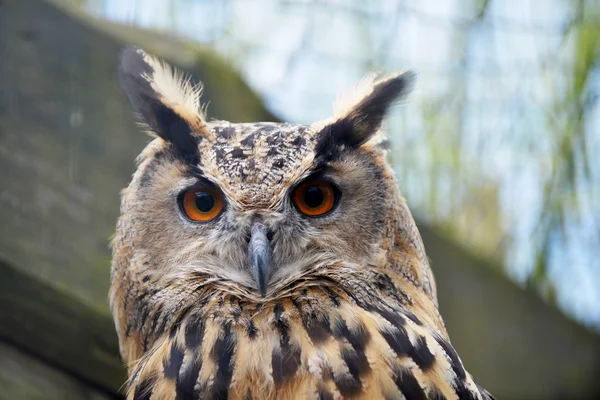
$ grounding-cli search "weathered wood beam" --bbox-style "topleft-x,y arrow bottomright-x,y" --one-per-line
0,341 -> 116,400
0,258 -> 125,395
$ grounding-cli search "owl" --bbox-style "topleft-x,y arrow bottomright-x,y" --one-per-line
110,47 -> 493,400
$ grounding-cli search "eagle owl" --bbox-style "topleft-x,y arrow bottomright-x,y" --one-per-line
110,47 -> 493,400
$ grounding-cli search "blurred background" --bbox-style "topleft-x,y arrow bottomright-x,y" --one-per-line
0,0 -> 598,398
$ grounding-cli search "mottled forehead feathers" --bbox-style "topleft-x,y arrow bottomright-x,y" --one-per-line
118,46 -> 415,176
200,122 -> 315,208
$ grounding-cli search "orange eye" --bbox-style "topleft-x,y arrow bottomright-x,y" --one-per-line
181,187 -> 224,222
292,181 -> 338,217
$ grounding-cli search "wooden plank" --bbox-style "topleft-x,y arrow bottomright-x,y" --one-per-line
0,341 -> 116,400
0,258 -> 125,394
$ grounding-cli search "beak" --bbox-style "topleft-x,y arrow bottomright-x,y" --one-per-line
248,221 -> 272,297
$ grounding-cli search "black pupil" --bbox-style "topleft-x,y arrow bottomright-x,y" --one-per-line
195,191 -> 215,212
304,186 -> 324,208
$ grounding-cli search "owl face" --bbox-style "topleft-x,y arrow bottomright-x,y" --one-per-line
115,47 -> 415,301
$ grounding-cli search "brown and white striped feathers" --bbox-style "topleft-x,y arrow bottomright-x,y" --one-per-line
109,47 -> 493,400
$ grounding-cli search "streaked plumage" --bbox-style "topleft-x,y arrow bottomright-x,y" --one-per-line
110,47 -> 493,400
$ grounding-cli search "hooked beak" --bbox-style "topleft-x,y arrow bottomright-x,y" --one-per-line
248,221 -> 272,297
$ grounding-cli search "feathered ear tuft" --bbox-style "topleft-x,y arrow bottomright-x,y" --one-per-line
118,47 -> 214,162
314,71 -> 415,161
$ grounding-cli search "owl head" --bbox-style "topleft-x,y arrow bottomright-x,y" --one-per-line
110,48 -> 437,363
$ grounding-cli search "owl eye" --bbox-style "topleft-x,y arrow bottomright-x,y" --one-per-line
292,181 -> 339,217
180,187 -> 224,222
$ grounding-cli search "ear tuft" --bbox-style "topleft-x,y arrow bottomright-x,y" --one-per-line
118,47 -> 213,162
315,71 -> 415,161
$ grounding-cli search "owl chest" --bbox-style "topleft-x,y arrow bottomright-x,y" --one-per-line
144,298 -> 409,399
130,289 -> 465,399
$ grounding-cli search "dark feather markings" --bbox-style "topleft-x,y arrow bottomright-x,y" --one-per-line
340,348 -> 370,388
332,318 -> 371,387
292,297 -> 331,345
163,341 -> 185,379
408,335 -> 435,372
404,311 -> 424,326
381,325 -> 436,373
433,335 -> 480,399
230,147 -> 245,159
430,390 -> 448,400
456,388 -> 480,400
322,287 -> 341,307
306,315 -> 332,345
185,316 -> 206,349
433,336 -> 466,380
380,325 -> 413,357
246,319 -> 258,339
176,352 -> 203,400
372,272 -> 413,306
271,304 -> 302,385
392,367 -> 426,400
157,108 -> 201,165
176,314 -> 205,398
271,346 -> 302,386
332,371 -> 363,398
138,305 -> 154,352
137,304 -> 152,338
150,303 -> 164,334
313,119 -> 354,163
133,377 -> 155,400
125,322 -> 133,338
209,322 -> 236,399
332,319 -> 371,354
214,125 -> 236,140
369,304 -> 406,328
